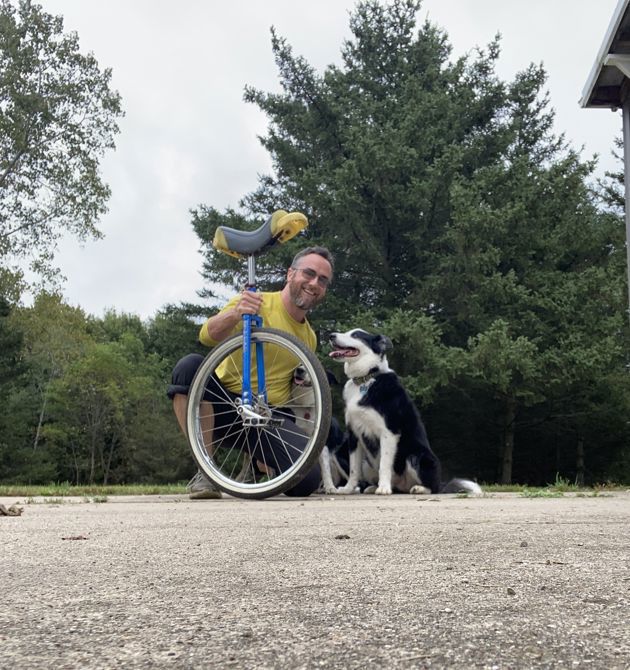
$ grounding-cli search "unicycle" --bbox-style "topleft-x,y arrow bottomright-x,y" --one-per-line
185,210 -> 332,499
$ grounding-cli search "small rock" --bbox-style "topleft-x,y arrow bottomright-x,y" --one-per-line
507,587 -> 516,596
334,534 -> 351,540
0,503 -> 23,517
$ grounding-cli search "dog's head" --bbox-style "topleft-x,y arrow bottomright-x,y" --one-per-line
293,365 -> 338,387
290,365 -> 315,408
329,329 -> 392,378
290,365 -> 338,407
292,365 -> 311,388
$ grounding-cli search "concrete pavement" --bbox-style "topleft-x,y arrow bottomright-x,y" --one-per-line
1,491 -> 629,669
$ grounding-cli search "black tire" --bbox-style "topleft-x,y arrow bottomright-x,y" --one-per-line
186,327 -> 332,499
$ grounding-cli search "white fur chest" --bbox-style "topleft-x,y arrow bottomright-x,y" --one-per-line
343,379 -> 388,441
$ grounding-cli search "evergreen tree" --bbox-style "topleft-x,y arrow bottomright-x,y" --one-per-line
188,0 -> 630,485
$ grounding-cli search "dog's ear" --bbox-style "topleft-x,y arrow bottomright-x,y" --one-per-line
376,335 -> 393,353
325,369 -> 339,386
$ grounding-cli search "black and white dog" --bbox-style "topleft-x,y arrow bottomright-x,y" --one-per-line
329,328 -> 481,496
290,366 -> 350,493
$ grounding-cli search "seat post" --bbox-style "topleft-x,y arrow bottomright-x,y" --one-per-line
247,254 -> 256,288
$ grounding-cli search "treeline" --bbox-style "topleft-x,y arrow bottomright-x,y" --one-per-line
0,294 -> 211,485
1,288 -> 628,487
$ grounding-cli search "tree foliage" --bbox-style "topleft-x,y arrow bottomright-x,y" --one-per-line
190,0 -> 630,485
0,0 -> 123,279
1,0 -> 628,487
0,297 -> 199,485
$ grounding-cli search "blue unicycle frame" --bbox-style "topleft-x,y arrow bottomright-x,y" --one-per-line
239,255 -> 268,418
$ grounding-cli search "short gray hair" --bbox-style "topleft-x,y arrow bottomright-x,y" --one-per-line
291,246 -> 334,276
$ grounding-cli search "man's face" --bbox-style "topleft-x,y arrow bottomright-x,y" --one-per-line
286,253 -> 332,311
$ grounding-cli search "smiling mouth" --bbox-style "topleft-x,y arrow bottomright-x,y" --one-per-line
329,346 -> 359,359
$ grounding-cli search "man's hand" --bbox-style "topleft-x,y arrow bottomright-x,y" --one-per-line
204,289 -> 264,344
235,290 -> 263,317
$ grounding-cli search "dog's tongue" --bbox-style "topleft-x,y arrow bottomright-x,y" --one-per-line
329,348 -> 356,358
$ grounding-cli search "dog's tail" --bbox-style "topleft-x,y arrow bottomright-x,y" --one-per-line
441,478 -> 482,495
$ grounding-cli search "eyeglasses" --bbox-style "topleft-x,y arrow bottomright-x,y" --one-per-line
293,266 -> 331,288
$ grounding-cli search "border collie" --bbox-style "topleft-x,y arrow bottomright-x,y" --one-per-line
329,329 -> 482,496
290,366 -> 350,493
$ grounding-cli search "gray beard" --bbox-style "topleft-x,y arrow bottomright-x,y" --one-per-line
289,284 -> 320,311
292,293 -> 311,310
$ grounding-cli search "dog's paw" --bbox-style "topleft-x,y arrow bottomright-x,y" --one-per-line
362,485 -> 377,494
375,485 -> 393,495
334,485 -> 356,495
323,485 -> 338,494
410,485 -> 430,495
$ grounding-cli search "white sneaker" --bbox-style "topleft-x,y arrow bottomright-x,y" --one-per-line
187,471 -> 222,499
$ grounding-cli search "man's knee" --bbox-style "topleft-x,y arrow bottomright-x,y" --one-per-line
167,353 -> 205,399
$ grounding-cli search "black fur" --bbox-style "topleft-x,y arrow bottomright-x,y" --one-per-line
347,330 -> 392,354
351,371 -> 442,493
326,417 -> 350,483
331,328 -> 481,495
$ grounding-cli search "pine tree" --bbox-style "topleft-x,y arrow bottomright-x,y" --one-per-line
189,0 -> 630,484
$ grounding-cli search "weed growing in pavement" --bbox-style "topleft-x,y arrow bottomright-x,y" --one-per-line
520,488 -> 564,498
549,474 -> 584,492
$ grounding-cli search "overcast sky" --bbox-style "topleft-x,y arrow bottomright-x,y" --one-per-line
33,0 -> 623,319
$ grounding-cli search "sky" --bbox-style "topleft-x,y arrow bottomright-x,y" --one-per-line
30,0 -> 624,319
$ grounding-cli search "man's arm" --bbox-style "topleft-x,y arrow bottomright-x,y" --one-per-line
202,290 -> 264,345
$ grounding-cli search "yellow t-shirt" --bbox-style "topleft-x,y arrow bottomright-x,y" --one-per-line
198,291 -> 317,406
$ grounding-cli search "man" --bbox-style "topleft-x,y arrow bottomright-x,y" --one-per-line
168,246 -> 334,499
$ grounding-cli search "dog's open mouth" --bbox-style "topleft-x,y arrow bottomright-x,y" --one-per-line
329,346 -> 359,359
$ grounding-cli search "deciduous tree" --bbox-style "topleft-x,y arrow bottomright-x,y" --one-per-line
0,0 -> 123,280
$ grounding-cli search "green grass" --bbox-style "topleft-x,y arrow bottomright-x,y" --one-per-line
0,482 -> 187,497
0,479 -> 626,499
484,477 -> 626,497
519,488 -> 565,498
